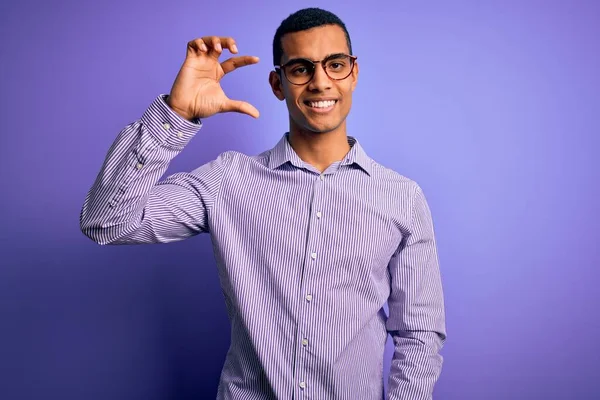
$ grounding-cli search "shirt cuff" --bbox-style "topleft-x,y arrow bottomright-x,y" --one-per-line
140,94 -> 203,150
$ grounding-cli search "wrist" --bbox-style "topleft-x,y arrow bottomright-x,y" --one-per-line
165,96 -> 195,121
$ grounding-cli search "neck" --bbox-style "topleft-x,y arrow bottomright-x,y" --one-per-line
288,121 -> 351,173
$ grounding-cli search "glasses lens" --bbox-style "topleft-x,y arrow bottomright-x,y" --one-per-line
324,55 -> 353,79
284,60 -> 315,85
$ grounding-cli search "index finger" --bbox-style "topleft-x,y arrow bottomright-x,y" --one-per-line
201,36 -> 238,54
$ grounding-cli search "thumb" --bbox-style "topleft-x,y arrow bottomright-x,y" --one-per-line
221,98 -> 260,118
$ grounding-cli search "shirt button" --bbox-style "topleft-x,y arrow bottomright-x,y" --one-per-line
310,252 -> 317,260
302,338 -> 309,347
162,122 -> 171,130
316,211 -> 322,218
299,381 -> 306,389
136,162 -> 143,169
305,294 -> 313,302
319,174 -> 324,181
177,131 -> 184,138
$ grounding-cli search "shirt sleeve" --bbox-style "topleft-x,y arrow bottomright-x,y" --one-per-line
386,184 -> 447,400
79,94 -> 231,245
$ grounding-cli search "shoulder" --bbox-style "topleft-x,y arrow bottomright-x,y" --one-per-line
216,149 -> 270,165
369,158 -> 422,197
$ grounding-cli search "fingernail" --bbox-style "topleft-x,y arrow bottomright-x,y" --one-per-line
216,43 -> 222,51
231,44 -> 238,52
200,44 -> 207,51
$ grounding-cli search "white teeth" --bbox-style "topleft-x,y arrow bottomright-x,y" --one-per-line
308,100 -> 336,108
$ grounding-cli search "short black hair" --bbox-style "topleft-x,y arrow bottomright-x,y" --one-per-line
272,7 -> 352,66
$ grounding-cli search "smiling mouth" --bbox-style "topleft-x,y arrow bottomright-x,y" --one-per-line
304,100 -> 338,110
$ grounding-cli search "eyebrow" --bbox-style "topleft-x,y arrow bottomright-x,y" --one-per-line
284,52 -> 348,64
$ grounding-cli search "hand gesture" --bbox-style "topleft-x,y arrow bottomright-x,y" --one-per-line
167,36 -> 260,120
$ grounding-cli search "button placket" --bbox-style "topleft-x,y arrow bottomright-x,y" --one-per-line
294,172 -> 326,395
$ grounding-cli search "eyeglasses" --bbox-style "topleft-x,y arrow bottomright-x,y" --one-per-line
274,53 -> 357,85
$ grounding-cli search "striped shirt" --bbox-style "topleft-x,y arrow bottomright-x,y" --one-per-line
80,94 -> 447,400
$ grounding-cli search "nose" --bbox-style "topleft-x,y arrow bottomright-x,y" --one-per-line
308,63 -> 332,91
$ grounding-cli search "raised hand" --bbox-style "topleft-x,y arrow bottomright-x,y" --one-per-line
167,36 -> 260,120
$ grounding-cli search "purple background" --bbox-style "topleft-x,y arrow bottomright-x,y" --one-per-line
1,0 -> 598,399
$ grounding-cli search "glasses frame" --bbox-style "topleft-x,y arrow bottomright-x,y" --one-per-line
274,53 -> 358,85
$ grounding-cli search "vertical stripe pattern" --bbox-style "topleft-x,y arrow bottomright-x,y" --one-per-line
80,95 -> 447,400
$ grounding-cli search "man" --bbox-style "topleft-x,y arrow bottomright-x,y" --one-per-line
80,7 -> 447,400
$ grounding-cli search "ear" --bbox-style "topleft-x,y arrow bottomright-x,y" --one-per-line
269,70 -> 286,101
350,60 -> 359,92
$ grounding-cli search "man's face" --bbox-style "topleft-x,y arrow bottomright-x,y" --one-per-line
269,24 -> 359,134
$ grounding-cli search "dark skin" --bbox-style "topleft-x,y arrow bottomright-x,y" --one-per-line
269,24 -> 359,173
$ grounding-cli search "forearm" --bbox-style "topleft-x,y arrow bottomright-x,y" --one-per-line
387,330 -> 444,400
79,94 -> 201,244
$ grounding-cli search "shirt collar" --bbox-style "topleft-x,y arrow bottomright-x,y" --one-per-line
268,133 -> 373,176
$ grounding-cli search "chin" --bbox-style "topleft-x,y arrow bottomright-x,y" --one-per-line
304,121 -> 340,134
289,108 -> 345,135
306,116 -> 338,132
